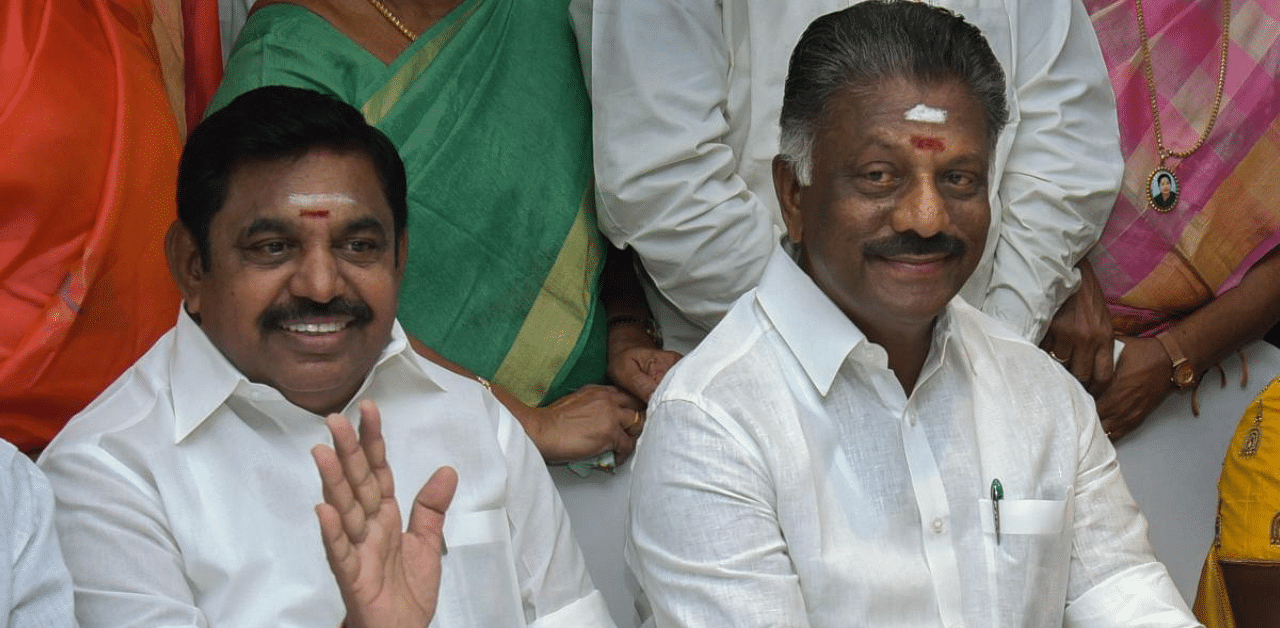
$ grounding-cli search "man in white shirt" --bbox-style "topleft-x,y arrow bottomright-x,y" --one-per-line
1,439 -> 76,628
38,86 -> 615,628
571,0 -> 1120,355
626,4 -> 1198,626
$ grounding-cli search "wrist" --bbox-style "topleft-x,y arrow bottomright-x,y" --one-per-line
607,315 -> 662,349
1155,330 -> 1198,390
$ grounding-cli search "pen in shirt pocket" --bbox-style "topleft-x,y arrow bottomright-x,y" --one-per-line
990,478 -> 1003,545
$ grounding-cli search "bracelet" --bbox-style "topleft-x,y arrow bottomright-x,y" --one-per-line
607,316 -> 663,348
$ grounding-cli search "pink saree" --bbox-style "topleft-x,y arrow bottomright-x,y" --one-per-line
1085,0 -> 1280,337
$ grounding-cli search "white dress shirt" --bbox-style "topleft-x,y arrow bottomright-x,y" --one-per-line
0,440 -> 76,628
39,312 -> 615,628
571,0 -> 1121,352
626,246 -> 1199,627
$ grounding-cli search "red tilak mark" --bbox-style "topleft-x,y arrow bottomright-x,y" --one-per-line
911,136 -> 946,152
299,210 -> 330,218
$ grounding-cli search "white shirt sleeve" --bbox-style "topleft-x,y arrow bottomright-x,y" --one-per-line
40,444 -> 208,628
1061,385 -> 1201,626
3,443 -> 77,628
570,0 -> 779,334
626,398 -> 810,628
493,400 -> 617,628
980,0 -> 1122,341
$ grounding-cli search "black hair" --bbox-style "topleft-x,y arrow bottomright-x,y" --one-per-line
177,85 -> 408,268
778,0 -> 1009,184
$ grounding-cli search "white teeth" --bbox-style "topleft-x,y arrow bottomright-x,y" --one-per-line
284,321 -> 347,334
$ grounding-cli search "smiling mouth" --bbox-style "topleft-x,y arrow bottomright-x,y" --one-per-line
282,321 -> 349,334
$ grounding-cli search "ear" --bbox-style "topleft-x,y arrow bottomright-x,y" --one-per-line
772,155 -> 806,244
394,231 -> 409,283
165,222 -> 206,317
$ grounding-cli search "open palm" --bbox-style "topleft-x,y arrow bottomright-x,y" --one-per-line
312,400 -> 458,628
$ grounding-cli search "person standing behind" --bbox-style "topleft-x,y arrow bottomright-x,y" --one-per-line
572,0 -> 1122,354
1037,0 -> 1280,600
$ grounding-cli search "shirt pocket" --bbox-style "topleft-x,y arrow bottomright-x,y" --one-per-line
978,497 -> 1074,627
434,508 -> 526,628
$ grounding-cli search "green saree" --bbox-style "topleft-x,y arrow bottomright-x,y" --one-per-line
210,0 -> 607,405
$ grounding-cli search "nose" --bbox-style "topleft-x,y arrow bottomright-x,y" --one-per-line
289,247 -> 346,303
892,178 -> 951,238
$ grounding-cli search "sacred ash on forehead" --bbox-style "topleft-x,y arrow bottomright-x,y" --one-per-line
904,103 -> 948,124
288,193 -> 357,206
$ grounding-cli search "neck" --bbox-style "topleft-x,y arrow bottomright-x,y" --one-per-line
858,317 -> 936,395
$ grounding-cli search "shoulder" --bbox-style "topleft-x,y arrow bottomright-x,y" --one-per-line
38,330 -> 177,485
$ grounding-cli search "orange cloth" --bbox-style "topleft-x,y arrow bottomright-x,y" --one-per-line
0,0 -> 182,452
181,0 -> 223,133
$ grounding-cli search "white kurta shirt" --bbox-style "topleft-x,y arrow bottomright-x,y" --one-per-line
0,440 -> 76,628
571,0 -> 1121,352
626,247 -> 1199,627
39,312 -> 614,628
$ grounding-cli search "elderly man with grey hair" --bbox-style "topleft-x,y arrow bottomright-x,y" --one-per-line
625,3 -> 1198,627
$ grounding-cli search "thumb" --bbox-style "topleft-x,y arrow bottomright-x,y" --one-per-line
407,466 -> 458,542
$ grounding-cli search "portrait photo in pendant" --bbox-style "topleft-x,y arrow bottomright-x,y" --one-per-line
1148,168 -> 1179,212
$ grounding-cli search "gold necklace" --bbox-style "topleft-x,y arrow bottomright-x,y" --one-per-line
367,0 -> 418,42
1134,0 -> 1231,213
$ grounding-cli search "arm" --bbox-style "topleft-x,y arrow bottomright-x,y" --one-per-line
1098,246 -> 1280,440
571,0 -> 778,333
1038,259 -> 1115,393
600,245 -> 683,401
1060,388 -> 1199,625
5,447 -> 77,628
982,0 -> 1122,341
312,400 -> 457,628
627,399 -> 810,627
38,448 -> 205,627
494,401 -> 617,626
407,336 -> 643,465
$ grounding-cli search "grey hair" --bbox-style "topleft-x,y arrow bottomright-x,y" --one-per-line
778,0 -> 1009,185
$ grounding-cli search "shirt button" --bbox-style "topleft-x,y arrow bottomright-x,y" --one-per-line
931,517 -> 945,533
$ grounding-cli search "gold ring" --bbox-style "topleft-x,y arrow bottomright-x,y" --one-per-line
630,411 -> 641,429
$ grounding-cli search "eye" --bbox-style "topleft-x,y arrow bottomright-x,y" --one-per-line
242,239 -> 296,264
338,238 -> 384,261
852,163 -> 901,197
942,170 -> 983,196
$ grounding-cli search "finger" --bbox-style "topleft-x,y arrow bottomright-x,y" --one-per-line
313,443 -> 369,544
622,408 -> 646,438
316,502 -> 360,587
1088,343 -> 1117,396
1070,349 -> 1095,389
406,466 -> 458,548
356,400 -> 395,499
327,412 -> 382,521
612,431 -> 638,465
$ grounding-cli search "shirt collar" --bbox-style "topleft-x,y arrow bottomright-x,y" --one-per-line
755,245 -> 868,396
168,307 -> 431,443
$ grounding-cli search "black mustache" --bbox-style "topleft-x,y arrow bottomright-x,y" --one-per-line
863,232 -> 967,259
259,298 -> 374,332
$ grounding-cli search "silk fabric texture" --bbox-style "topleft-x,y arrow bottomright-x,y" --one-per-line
0,0 -> 182,452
